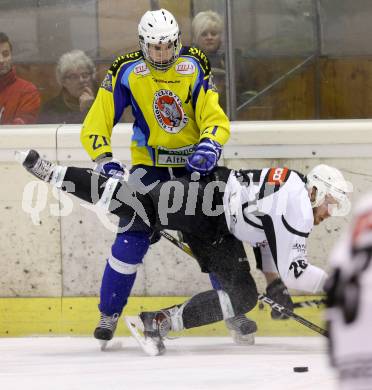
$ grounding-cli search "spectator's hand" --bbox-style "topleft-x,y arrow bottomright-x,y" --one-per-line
79,87 -> 95,112
266,278 -> 294,320
94,158 -> 126,179
186,138 -> 222,176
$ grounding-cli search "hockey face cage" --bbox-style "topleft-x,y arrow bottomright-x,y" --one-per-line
139,37 -> 181,70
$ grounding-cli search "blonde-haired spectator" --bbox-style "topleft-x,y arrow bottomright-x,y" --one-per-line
192,11 -> 224,68
39,49 -> 97,124
192,11 -> 226,108
192,10 -> 257,109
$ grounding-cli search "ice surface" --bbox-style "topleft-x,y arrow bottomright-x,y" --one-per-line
0,337 -> 337,390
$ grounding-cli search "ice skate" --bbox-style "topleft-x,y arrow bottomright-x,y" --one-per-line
94,312 -> 119,350
15,149 -> 55,182
125,310 -> 172,356
225,314 -> 257,345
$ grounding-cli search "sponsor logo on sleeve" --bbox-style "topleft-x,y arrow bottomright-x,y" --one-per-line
175,61 -> 195,75
292,242 -> 307,254
153,89 -> 188,134
134,61 -> 150,76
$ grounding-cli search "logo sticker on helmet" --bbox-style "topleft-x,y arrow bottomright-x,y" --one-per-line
153,90 -> 188,134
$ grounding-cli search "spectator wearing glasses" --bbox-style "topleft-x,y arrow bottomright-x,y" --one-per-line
39,50 -> 97,124
0,32 -> 40,125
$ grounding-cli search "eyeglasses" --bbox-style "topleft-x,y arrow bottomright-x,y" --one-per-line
64,72 -> 92,81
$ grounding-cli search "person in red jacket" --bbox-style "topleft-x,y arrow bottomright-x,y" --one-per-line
0,32 -> 40,125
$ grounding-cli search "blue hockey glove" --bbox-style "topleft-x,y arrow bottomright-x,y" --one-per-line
186,138 -> 222,176
94,158 -> 125,179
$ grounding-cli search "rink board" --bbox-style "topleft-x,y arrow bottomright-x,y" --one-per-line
0,296 -> 325,337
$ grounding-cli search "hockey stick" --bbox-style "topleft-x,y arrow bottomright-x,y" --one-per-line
258,294 -> 328,338
160,230 -> 194,257
293,298 -> 326,309
259,297 -> 326,310
159,231 -> 329,338
259,298 -> 326,309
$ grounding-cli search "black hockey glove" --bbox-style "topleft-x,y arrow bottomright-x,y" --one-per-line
266,278 -> 294,320
149,230 -> 161,245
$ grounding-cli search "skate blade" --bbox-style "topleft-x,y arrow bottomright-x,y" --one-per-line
98,339 -> 123,351
124,316 -> 164,356
99,340 -> 109,351
230,330 -> 256,346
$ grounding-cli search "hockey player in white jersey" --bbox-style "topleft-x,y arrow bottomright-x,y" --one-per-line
17,150 -> 351,355
226,165 -> 350,296
326,193 -> 372,390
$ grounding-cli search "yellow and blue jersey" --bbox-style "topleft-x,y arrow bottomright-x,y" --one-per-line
81,46 -> 230,167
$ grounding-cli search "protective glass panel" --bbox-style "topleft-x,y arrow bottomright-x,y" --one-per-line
2,0 -> 372,124
320,0 -> 372,56
232,0 -> 317,120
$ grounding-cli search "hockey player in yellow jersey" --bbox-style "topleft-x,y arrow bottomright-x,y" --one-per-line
80,8 -> 254,348
81,12 -> 229,167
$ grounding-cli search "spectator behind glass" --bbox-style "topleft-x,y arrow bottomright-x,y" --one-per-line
192,11 -> 226,109
39,50 -> 97,124
192,10 -> 224,69
0,32 -> 40,125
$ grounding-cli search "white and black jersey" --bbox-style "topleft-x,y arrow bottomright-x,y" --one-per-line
223,168 -> 327,293
326,194 -> 372,390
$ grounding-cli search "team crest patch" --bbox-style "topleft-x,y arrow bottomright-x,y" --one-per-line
153,90 -> 188,134
101,73 -> 113,92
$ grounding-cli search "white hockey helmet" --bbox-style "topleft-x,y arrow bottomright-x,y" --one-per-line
138,9 -> 181,70
306,164 -> 351,216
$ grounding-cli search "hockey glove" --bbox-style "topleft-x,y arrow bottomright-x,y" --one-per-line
149,230 -> 162,245
266,278 -> 294,320
95,158 -> 125,179
186,138 -> 222,176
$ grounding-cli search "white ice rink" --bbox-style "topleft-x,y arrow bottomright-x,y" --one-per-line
0,337 -> 338,390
